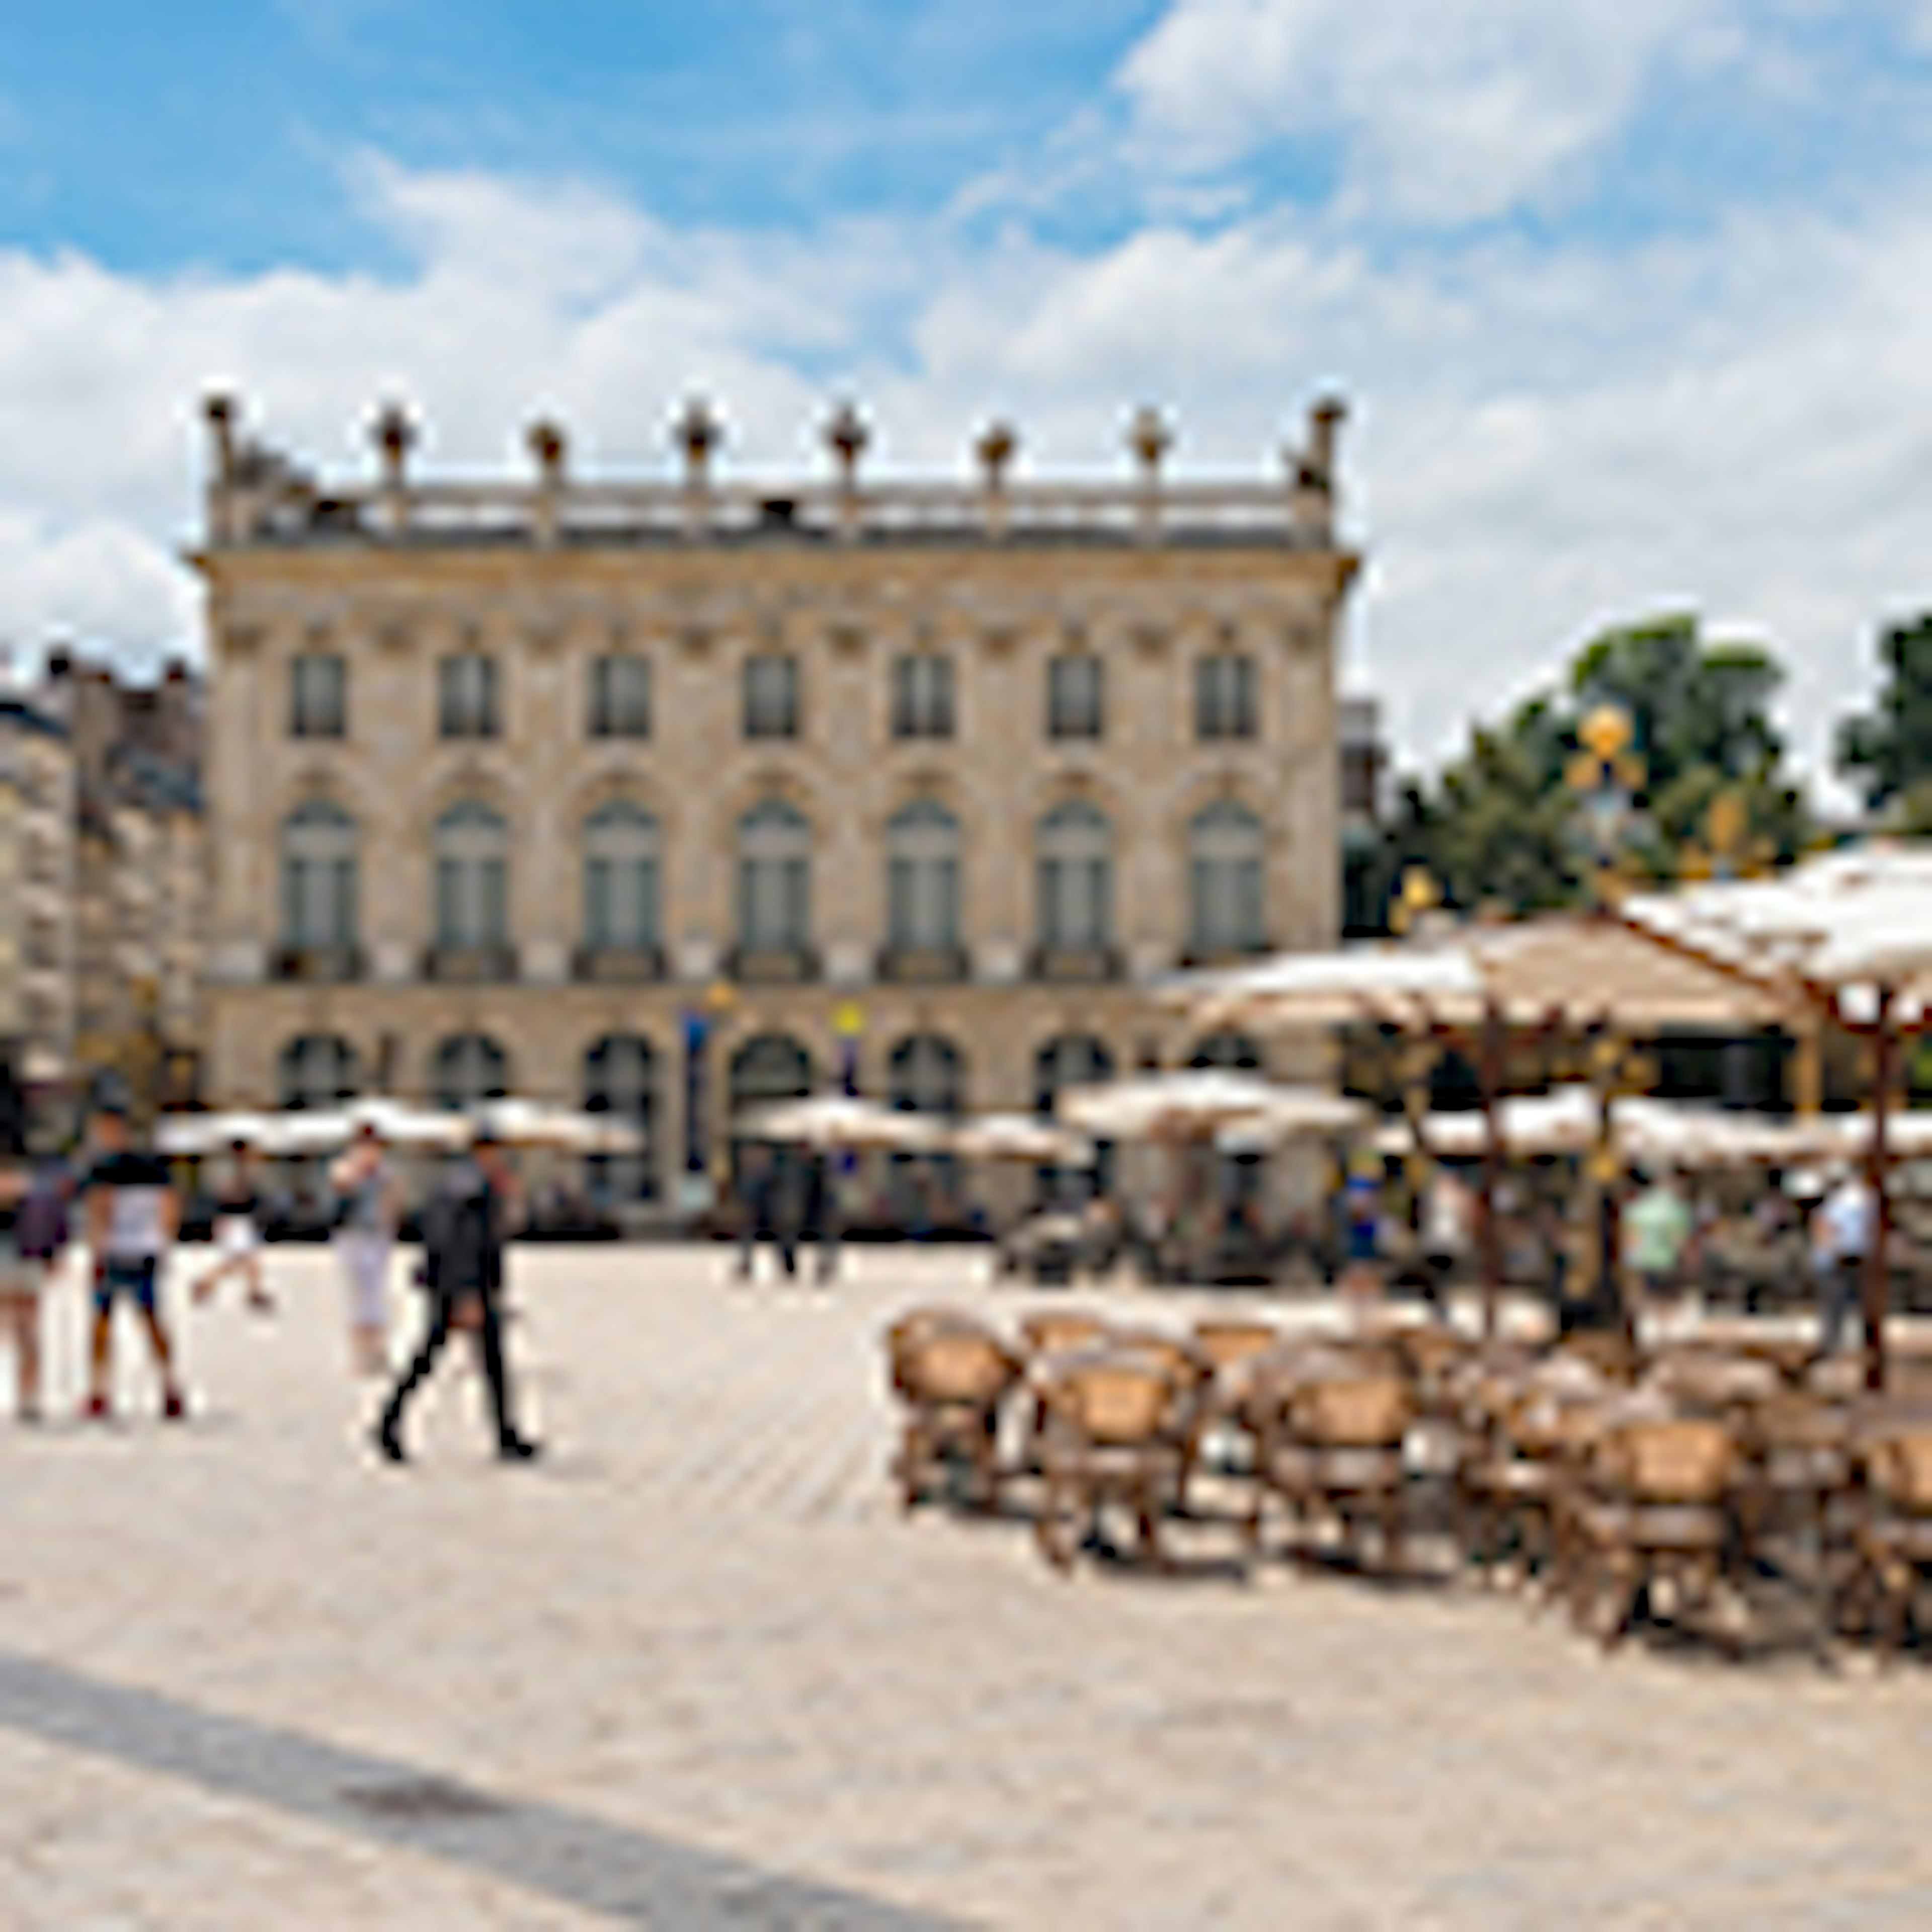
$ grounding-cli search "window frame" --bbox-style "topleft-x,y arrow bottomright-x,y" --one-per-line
890,652 -> 955,741
588,652 -> 652,740
742,652 -> 801,741
1046,653 -> 1104,741
438,651 -> 501,741
1194,651 -> 1259,743
289,651 -> 347,740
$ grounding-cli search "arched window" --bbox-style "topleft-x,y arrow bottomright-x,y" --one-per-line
1188,799 -> 1266,957
1034,1034 -> 1114,1115
434,801 -> 508,949
585,1034 -> 657,1203
1189,1031 -> 1264,1072
280,800 -> 357,950
886,799 -> 961,952
737,799 -> 811,954
889,1034 -> 965,1116
1036,800 -> 1113,952
280,1033 -> 357,1110
1033,1033 -> 1114,1203
433,1033 -> 509,1111
583,801 -> 660,952
728,1033 -> 814,1112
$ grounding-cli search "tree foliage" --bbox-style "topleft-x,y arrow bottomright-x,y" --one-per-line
1837,614 -> 1932,811
1360,612 -> 1809,928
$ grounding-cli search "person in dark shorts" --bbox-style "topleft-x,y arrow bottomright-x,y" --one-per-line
82,1104 -> 186,1422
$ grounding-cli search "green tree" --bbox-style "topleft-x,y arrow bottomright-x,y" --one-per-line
1355,613 -> 1809,928
1837,614 -> 1932,810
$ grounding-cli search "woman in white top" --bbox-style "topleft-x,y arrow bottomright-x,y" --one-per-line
331,1124 -> 400,1377
191,1140 -> 273,1313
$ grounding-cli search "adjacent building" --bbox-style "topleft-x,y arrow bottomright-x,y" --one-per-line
194,394 -> 1360,1208
0,694 -> 76,1086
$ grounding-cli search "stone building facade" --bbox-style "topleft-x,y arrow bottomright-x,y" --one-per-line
195,395 -> 1360,1210
0,695 -> 77,1086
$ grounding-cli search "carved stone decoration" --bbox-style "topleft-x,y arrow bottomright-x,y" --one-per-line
825,401 -> 869,486
372,403 -> 416,485
1128,405 -> 1172,478
526,418 -> 568,484
975,420 -> 1016,489
675,396 -> 721,483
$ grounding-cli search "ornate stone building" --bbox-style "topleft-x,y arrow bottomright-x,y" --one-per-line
195,394 -> 1359,1211
0,694 -> 76,1089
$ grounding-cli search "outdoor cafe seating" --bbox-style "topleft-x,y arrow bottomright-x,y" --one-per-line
882,1299 -> 1932,1664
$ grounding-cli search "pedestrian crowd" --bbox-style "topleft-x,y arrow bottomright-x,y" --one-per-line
0,1100 -> 539,1466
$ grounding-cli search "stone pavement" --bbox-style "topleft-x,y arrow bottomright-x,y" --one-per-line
4,1242 -> 1932,1928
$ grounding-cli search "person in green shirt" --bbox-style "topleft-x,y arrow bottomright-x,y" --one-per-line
1623,1168 -> 1694,1307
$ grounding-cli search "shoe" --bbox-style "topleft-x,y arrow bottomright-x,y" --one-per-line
162,1391 -> 186,1422
82,1394 -> 109,1422
373,1419 -> 406,1465
498,1436 -> 543,1463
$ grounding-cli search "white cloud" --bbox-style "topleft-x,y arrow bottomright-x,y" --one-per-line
1117,0 -> 1736,223
0,150 -> 1928,812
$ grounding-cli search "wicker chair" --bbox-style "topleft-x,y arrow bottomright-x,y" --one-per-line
1033,1350 -> 1188,1573
1249,1371 -> 1414,1576
1569,1416 -> 1743,1653
886,1317 -> 1023,1514
1844,1430 -> 1932,1663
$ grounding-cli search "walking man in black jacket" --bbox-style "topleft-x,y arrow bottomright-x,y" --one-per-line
374,1133 -> 539,1464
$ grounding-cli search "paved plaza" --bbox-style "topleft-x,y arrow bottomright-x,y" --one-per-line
3,1242 -> 1932,1927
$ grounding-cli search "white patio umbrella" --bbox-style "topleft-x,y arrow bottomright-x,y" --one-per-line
1057,1070 -> 1359,1142
474,1098 -> 643,1154
1622,843 -> 1932,1385
1371,1086 -> 1601,1160
1163,915 -> 1787,1331
739,1093 -> 946,1152
155,1111 -> 276,1157
947,1113 -> 1096,1166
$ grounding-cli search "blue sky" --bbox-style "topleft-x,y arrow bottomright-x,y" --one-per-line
3,1 -> 1932,791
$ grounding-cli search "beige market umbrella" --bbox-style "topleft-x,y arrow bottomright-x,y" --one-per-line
947,1113 -> 1096,1166
740,1093 -> 945,1153
1165,915 -> 1787,1331
1057,1070 -> 1358,1143
1622,844 -> 1932,1385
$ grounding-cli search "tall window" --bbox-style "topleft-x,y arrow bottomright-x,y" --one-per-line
280,1034 -> 357,1109
434,801 -> 508,949
1034,1033 -> 1114,1113
439,651 -> 500,739
589,654 -> 651,739
433,1033 -> 509,1110
891,654 -> 954,739
1046,654 -> 1104,740
583,801 -> 660,951
1190,1031 -> 1263,1071
290,652 -> 346,739
1036,800 -> 1113,952
1195,651 -> 1258,741
886,799 -> 960,952
890,1034 -> 964,1115
737,799 -> 811,953
1188,799 -> 1266,956
729,1034 -> 814,1112
585,1034 -> 656,1203
280,800 -> 357,950
743,653 -> 800,739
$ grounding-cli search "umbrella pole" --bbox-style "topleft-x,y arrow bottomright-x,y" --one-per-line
1865,984 -> 1895,1394
1478,1001 -> 1503,1338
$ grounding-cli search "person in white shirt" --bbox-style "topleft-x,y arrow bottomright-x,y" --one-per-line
1812,1167 -> 1875,1357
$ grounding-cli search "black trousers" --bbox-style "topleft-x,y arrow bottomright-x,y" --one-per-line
381,1287 -> 518,1447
